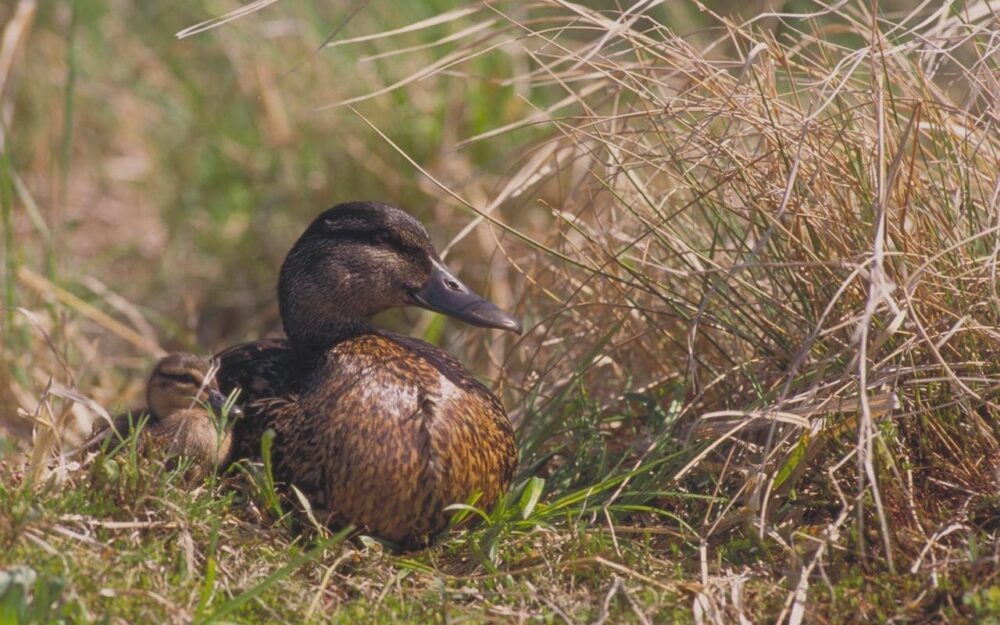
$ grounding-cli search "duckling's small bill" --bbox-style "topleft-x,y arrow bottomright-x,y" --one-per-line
413,259 -> 523,334
207,388 -> 243,419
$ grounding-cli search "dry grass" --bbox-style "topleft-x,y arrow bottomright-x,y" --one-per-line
497,0 -> 1000,565
3,0 -> 1000,622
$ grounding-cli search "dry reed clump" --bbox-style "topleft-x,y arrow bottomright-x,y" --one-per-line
437,0 -> 1000,572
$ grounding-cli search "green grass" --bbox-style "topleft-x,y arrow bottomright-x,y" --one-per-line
0,429 -> 699,624
2,417 -> 995,623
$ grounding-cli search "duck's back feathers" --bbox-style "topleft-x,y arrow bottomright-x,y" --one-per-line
215,338 -> 301,461
215,338 -> 298,400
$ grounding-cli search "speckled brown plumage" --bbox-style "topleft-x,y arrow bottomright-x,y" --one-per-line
145,407 -> 231,475
215,201 -> 522,548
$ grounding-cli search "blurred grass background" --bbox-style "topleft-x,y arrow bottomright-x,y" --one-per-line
3,0 -> 1000,622
4,0 -> 559,441
1,0 -> 782,440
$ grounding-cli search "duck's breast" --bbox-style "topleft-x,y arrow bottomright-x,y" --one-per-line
284,334 -> 515,544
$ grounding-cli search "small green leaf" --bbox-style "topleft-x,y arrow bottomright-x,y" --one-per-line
772,432 -> 810,492
519,477 -> 545,520
443,503 -> 491,523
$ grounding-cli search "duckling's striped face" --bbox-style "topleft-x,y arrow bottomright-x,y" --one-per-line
147,353 -> 217,419
278,202 -> 522,350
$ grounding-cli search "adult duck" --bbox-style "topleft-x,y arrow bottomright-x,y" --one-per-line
215,201 -> 521,548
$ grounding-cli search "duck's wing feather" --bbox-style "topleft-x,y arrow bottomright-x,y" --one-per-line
215,332 -> 517,545
214,338 -> 298,401
377,331 -> 506,414
213,338 -> 300,462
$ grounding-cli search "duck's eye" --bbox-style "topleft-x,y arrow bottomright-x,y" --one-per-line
372,231 -> 391,246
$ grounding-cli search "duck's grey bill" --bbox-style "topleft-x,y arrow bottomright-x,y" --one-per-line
413,262 -> 523,334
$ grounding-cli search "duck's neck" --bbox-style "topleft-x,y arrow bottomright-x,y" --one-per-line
278,236 -> 390,353
285,317 -> 372,354
278,284 -> 375,354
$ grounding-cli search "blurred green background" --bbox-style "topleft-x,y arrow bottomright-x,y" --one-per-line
5,0 -> 791,355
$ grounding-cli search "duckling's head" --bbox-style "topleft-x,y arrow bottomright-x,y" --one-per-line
146,353 -> 233,420
278,201 -> 522,351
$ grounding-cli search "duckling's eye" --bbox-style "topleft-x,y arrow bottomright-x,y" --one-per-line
163,373 -> 201,387
372,231 -> 391,246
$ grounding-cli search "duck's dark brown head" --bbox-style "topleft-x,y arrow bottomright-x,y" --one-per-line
147,353 -> 234,420
278,201 -> 522,351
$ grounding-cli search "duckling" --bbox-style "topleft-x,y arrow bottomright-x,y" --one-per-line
99,353 -> 240,474
143,353 -> 240,471
216,201 -> 522,548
